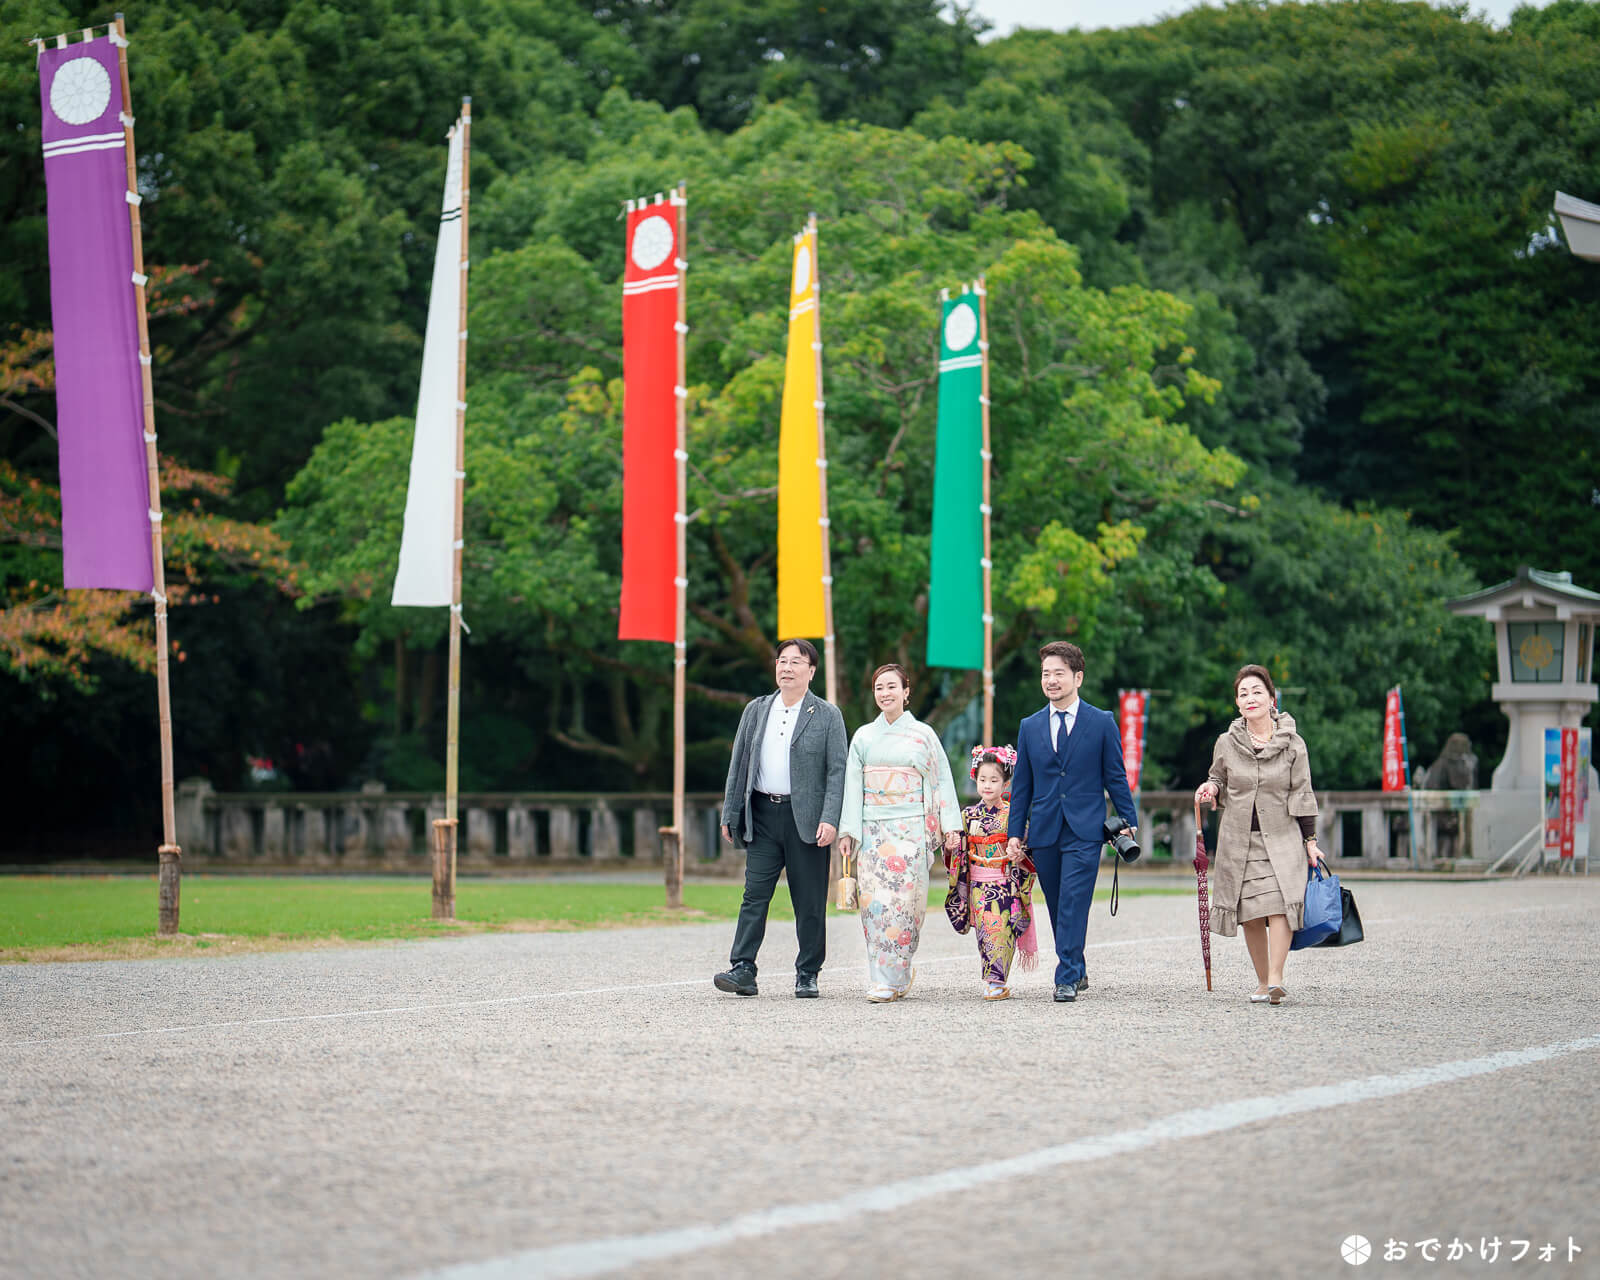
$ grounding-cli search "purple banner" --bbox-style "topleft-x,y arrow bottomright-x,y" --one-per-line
39,38 -> 152,591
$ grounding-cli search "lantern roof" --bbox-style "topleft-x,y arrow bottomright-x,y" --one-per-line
1447,566 -> 1600,618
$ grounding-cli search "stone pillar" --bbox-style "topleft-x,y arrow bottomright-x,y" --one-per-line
261,805 -> 288,858
507,807 -> 538,859
176,778 -> 213,854
548,807 -> 578,859
1138,807 -> 1156,861
299,805 -> 330,861
341,805 -> 372,857
1324,802 -> 1343,858
590,804 -> 621,861
1361,804 -> 1389,864
220,806 -> 254,859
633,808 -> 662,862
684,805 -> 712,864
1172,806 -> 1196,868
466,808 -> 495,859
380,805 -> 412,858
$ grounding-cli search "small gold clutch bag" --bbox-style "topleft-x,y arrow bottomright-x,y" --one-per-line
836,851 -> 857,910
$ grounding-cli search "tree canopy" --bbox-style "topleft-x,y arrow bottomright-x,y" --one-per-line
5,0 -> 1591,850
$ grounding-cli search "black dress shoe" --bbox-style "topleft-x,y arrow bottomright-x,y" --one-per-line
714,963 -> 758,996
1076,976 -> 1088,993
1054,983 -> 1077,1002
794,973 -> 819,998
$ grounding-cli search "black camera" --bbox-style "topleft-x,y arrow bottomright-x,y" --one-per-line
1103,816 -> 1140,862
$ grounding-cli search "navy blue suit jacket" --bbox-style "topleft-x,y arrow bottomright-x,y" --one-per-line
1006,700 -> 1138,848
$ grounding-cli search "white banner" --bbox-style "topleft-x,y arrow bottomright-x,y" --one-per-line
392,120 -> 465,607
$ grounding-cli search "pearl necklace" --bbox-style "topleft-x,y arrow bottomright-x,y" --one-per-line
1247,723 -> 1273,748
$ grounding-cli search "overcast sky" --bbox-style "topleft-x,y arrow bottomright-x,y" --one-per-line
970,0 -> 1549,35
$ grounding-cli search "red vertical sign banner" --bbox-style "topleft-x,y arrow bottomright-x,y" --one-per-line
619,197 -> 682,641
1559,727 -> 1578,859
1381,688 -> 1405,792
1117,689 -> 1149,796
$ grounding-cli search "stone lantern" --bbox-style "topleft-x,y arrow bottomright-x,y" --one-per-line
1447,567 -> 1600,858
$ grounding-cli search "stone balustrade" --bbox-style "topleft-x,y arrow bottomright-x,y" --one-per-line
174,780 -> 1486,873
175,779 -> 731,873
1135,788 -> 1483,869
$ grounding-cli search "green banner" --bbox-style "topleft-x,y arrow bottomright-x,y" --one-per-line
926,293 -> 985,670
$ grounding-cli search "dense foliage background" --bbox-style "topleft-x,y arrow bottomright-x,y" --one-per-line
6,0 -> 1598,854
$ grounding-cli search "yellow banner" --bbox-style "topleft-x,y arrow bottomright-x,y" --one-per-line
777,228 -> 825,638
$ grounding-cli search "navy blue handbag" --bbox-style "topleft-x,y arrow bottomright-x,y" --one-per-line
1290,863 -> 1341,950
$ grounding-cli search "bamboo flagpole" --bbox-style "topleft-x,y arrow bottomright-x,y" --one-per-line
442,99 -> 472,916
393,102 -> 471,919
33,18 -> 181,931
669,183 -> 689,907
976,276 -> 994,747
809,214 -> 838,705
927,285 -> 986,723
114,15 -> 182,933
619,185 -> 687,906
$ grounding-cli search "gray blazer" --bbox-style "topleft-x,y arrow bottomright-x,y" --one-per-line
721,689 -> 848,848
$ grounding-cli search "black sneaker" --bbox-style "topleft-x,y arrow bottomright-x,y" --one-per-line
1076,976 -> 1088,994
714,963 -> 758,996
1053,983 -> 1077,1002
794,973 -> 819,998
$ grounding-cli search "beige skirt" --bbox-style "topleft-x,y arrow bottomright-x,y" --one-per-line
1237,831 -> 1287,923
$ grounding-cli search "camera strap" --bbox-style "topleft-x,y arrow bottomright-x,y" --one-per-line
1109,852 -> 1119,916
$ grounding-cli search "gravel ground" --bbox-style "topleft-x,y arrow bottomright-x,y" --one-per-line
2,874 -> 1597,1279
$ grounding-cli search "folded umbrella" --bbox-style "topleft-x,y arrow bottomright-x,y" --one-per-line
1193,800 -> 1212,992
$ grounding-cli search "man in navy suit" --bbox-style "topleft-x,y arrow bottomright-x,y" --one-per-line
1006,641 -> 1138,1002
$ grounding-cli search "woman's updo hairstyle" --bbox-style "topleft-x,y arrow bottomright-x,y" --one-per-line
870,663 -> 910,690
1233,663 -> 1277,700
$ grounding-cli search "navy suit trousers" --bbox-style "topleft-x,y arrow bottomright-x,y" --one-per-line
1031,835 -> 1102,987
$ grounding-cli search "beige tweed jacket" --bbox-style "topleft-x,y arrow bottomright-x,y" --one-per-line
1205,712 -> 1319,935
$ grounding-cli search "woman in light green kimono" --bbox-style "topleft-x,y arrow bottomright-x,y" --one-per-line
836,664 -> 963,1001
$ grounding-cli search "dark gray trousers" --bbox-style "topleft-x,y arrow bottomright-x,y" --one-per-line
729,795 -> 829,976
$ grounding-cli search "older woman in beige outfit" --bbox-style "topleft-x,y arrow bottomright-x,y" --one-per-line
1195,665 -> 1325,1005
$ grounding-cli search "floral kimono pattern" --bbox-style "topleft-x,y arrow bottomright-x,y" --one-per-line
838,712 -> 963,992
945,799 -> 1038,984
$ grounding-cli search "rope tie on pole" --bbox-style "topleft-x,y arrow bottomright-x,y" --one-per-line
449,603 -> 470,635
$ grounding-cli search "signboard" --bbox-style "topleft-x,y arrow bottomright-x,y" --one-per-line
1117,689 -> 1149,797
1543,727 -> 1591,860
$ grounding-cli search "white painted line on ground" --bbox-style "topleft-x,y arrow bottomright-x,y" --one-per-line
5,902 -> 1585,1050
421,1031 -> 1600,1280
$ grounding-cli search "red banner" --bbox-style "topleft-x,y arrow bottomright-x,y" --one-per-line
619,199 -> 682,642
1117,689 -> 1148,795
1382,688 -> 1405,791
1559,727 -> 1578,858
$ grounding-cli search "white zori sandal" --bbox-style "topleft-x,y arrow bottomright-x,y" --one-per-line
984,983 -> 1011,1001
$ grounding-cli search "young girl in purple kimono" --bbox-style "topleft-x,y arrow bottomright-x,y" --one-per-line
945,746 -> 1038,1000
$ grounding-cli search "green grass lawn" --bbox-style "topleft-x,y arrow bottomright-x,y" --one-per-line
0,875 -> 1188,958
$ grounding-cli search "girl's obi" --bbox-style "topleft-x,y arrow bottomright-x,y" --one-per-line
966,831 -> 1014,870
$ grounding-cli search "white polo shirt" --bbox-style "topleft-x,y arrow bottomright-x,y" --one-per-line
754,694 -> 804,794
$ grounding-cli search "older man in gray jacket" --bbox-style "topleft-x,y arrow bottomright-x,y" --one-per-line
715,638 -> 848,998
